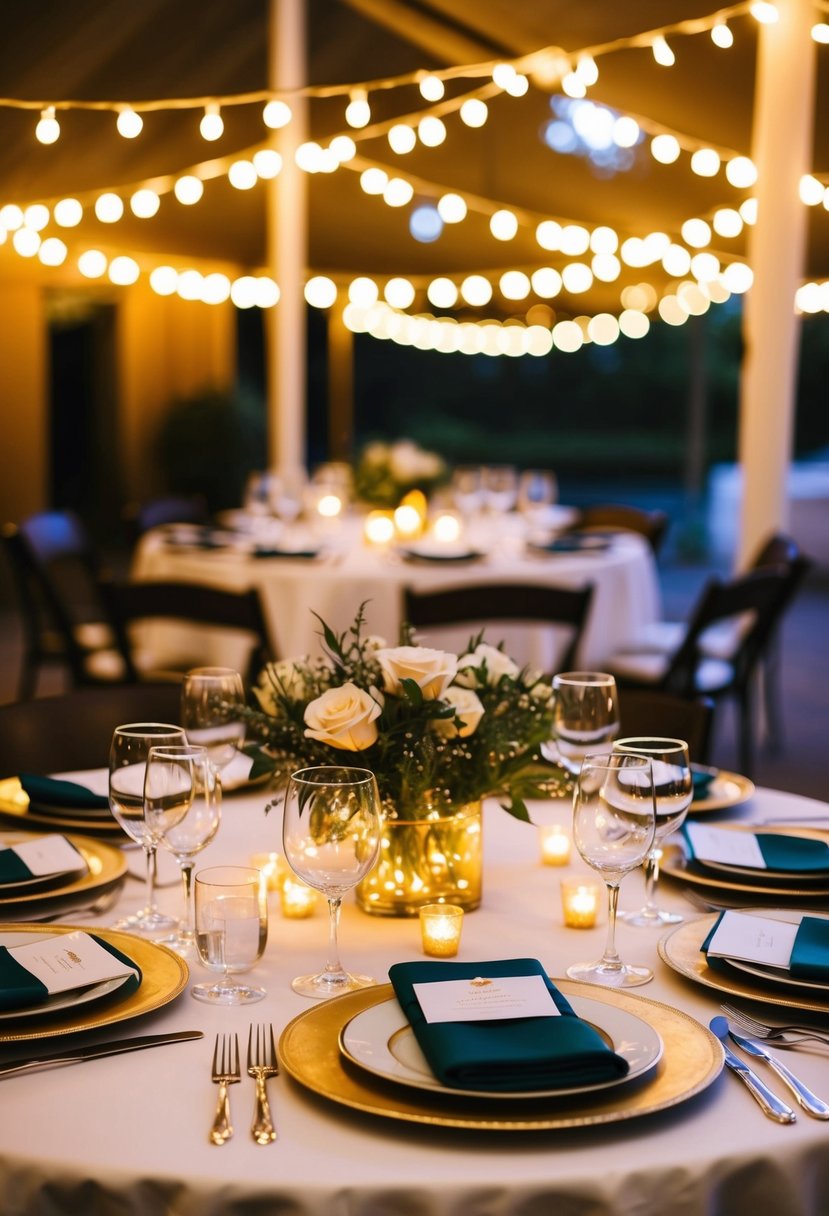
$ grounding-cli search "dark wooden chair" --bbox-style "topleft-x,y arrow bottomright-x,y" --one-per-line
606,565 -> 802,777
0,683 -> 183,777
2,511 -> 126,699
567,504 -> 669,556
99,576 -> 276,687
403,581 -> 594,673
122,494 -> 209,547
616,689 -> 714,766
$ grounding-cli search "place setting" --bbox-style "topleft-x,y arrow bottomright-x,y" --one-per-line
0,830 -> 127,922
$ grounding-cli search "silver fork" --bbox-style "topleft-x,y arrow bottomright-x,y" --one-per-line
247,1023 -> 279,1144
209,1033 -> 240,1145
721,1004 -> 829,1047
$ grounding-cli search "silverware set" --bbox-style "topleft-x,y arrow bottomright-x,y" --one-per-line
711,1007 -> 829,1124
209,1026 -> 278,1145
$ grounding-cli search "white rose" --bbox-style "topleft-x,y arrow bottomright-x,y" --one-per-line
456,643 -> 519,687
375,645 -> 457,700
388,441 -> 423,481
431,686 -> 485,738
304,682 -> 382,751
254,658 -> 309,713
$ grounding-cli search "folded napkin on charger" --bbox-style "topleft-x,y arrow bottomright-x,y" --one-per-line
0,834 -> 87,886
690,765 -> 717,800
683,822 -> 829,873
702,909 -> 829,981
250,546 -> 320,560
388,957 -> 629,1093
529,534 -> 612,555
0,931 -> 142,1012
19,774 -> 109,811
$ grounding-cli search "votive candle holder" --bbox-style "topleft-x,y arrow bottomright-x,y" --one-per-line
280,875 -> 319,918
560,877 -> 601,929
419,903 -> 464,957
539,824 -> 571,866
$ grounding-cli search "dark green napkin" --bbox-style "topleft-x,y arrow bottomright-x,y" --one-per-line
251,546 -> 319,560
790,917 -> 829,980
0,935 -> 142,1012
529,535 -> 611,554
683,826 -> 829,873
388,957 -> 629,1093
691,766 -> 717,800
0,850 -> 34,885
20,774 -> 109,811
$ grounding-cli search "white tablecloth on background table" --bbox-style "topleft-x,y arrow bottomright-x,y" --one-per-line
1,781 -> 828,1216
131,514 -> 661,672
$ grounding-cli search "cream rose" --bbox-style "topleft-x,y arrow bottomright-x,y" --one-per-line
431,686 -> 485,738
374,645 -> 457,700
304,682 -> 382,751
456,643 -> 519,688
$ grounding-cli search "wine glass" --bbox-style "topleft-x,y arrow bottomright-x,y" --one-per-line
282,766 -> 381,999
108,722 -> 186,934
144,744 -> 222,956
192,866 -> 268,1005
549,672 -> 620,774
482,465 -> 519,514
450,466 -> 484,519
518,469 -> 558,538
567,752 -> 657,988
180,667 -> 246,780
614,737 -> 693,928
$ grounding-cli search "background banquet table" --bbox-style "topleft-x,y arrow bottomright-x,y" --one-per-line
131,513 -> 661,670
1,781 -> 828,1216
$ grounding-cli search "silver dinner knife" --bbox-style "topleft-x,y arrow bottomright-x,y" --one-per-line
709,1017 -> 796,1123
0,1030 -> 203,1078
728,1027 -> 829,1119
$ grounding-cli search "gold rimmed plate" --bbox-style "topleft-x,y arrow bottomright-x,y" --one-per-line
660,840 -> 829,902
0,922 -> 189,1042
0,832 -> 127,919
688,770 -> 755,814
658,913 -> 829,1015
279,980 -> 722,1131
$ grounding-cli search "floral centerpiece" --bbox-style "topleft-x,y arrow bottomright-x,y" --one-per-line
241,606 -> 563,915
354,439 -> 447,507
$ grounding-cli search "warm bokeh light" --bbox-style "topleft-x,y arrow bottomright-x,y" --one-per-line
418,74 -> 445,101
263,99 -> 292,129
109,256 -> 140,285
348,276 -> 379,306
499,271 -> 531,299
650,133 -> 680,164
531,267 -> 562,298
12,227 -> 41,257
304,276 -> 338,308
174,176 -> 204,205
680,218 -> 712,248
116,107 -> 143,139
651,36 -> 675,66
388,124 -> 416,154
253,149 -> 283,178
711,21 -> 734,47
427,277 -> 459,308
460,275 -> 493,306
460,98 -> 488,127
418,116 -> 446,147
726,156 -> 758,188
691,148 -> 720,177
383,178 -> 414,207
384,277 -> 415,309
561,263 -> 593,293
95,193 -> 124,223
490,209 -> 518,240
23,204 -> 50,231
130,189 -> 161,218
35,106 -> 60,144
201,272 -> 232,304
53,198 -> 82,227
228,160 -> 257,189
78,249 -> 107,278
713,207 -> 743,238
230,276 -> 258,308
438,193 -> 467,223
200,105 -> 224,141
149,265 -> 178,295
345,90 -> 371,128
38,237 -> 67,266
360,168 -> 388,195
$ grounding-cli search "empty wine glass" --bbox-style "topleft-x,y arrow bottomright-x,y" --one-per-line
282,766 -> 381,999
181,667 -> 246,779
482,465 -> 519,514
108,722 -> 186,935
518,469 -> 558,537
549,672 -> 620,774
615,737 -> 693,928
144,744 -> 221,956
450,466 -> 484,519
193,866 -> 268,1005
567,752 -> 656,988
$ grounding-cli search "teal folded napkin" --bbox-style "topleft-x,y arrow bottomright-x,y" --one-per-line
530,535 -> 611,554
0,851 -> 34,885
0,935 -> 142,1012
20,775 -> 109,811
683,826 -> 829,873
251,546 -> 319,560
691,766 -> 717,800
790,917 -> 829,980
388,957 -> 629,1093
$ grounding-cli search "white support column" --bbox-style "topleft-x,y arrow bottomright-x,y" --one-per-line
266,0 -> 307,473
736,0 -> 816,568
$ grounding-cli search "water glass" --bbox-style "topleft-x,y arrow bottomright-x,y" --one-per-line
550,672 -> 620,774
181,667 -> 246,775
192,866 -> 267,1005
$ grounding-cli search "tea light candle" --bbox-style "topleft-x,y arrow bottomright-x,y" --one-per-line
280,875 -> 319,918
419,903 -> 464,957
316,492 -> 343,519
539,824 -> 571,866
364,510 -> 395,546
560,878 -> 601,928
250,852 -> 284,891
393,502 -> 423,539
431,510 -> 462,544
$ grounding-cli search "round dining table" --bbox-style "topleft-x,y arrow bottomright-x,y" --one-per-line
131,511 -> 661,672
1,776 -> 828,1216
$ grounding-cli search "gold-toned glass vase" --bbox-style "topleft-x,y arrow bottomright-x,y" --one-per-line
356,800 -> 483,917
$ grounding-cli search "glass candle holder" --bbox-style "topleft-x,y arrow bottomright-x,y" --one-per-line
251,852 -> 284,892
560,877 -> 601,929
419,903 -> 464,957
539,824 -> 571,866
279,875 -> 319,919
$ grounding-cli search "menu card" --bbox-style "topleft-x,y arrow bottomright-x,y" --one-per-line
412,974 -> 562,1025
685,823 -> 767,868
704,910 -> 799,969
0,930 -> 141,1011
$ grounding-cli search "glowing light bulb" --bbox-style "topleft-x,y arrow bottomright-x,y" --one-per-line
78,250 -> 107,278
384,277 -> 415,309
576,55 -> 599,85
228,160 -> 258,189
419,74 -> 444,101
650,134 -> 680,163
552,320 -> 583,352
150,266 -> 178,295
799,175 -> 824,206
499,271 -> 530,299
740,198 -> 758,225
489,209 -> 518,241
613,116 -> 640,148
722,262 -> 753,293
253,149 -> 282,178
35,106 -> 60,145
561,263 -> 593,293
681,218 -> 712,248
345,90 -> 371,129
427,277 -> 458,308
663,244 -> 692,276
388,124 -> 416,154
53,198 -> 82,227
812,23 -> 829,43
263,99 -> 292,129
253,277 -> 280,308
588,314 -> 620,345
590,226 -> 619,254
109,256 -> 140,285
116,107 -> 143,138
751,2 -> 778,24
652,36 -> 675,66
0,204 -> 24,230
200,104 -> 224,141
492,63 -> 517,89
560,224 -> 590,255
130,189 -> 160,218
536,220 -> 562,250
202,273 -> 232,305
94,193 -> 124,223
713,208 -> 743,238
231,276 -> 258,309
13,227 -> 41,257
360,168 -> 388,195
348,277 -> 378,306
711,21 -> 734,47
460,275 -> 492,306
174,176 -> 204,205
504,72 -> 529,97
460,98 -> 488,127
691,148 -> 720,177
383,178 -> 414,207
726,156 -> 757,188
418,116 -> 446,147
38,237 -> 67,266
437,193 -> 467,223
561,73 -> 587,99
23,204 -> 49,231
531,267 -> 562,297
304,276 -> 337,309
619,309 -> 650,339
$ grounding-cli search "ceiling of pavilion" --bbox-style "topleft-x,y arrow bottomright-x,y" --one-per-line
0,0 -> 826,324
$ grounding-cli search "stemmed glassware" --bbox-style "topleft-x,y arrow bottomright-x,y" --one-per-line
567,752 -> 657,988
482,465 -> 519,514
108,722 -> 185,934
144,743 -> 221,956
180,667 -> 246,781
548,672 -> 620,774
614,736 -> 693,928
518,469 -> 558,538
282,766 -> 381,999
193,866 -> 268,1005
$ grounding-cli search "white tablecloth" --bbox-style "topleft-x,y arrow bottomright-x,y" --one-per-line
1,782 -> 828,1216
131,514 -> 661,672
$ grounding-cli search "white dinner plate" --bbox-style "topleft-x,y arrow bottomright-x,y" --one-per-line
713,907 -> 829,995
339,992 -> 663,1100
0,929 -> 134,1021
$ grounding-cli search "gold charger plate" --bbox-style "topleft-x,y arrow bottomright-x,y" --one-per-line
0,779 -> 124,838
661,836 -> 829,902
689,771 -> 755,814
0,922 -> 189,1042
278,979 -> 722,1131
0,831 -> 127,918
658,913 -> 829,1015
